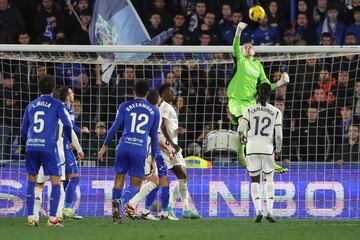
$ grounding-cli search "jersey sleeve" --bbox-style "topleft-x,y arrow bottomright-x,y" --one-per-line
20,105 -> 29,140
150,109 -> 160,158
58,104 -> 73,143
160,104 -> 170,120
104,104 -> 124,146
237,108 -> 250,134
275,110 -> 283,127
274,110 -> 283,151
232,36 -> 245,61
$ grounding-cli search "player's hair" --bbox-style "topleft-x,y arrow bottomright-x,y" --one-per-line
256,83 -> 271,107
58,86 -> 71,102
146,89 -> 160,105
39,75 -> 56,94
158,83 -> 171,96
134,80 -> 149,97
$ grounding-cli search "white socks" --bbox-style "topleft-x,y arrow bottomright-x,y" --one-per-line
34,186 -> 43,219
56,184 -> 65,218
251,182 -> 261,215
178,179 -> 190,211
265,181 -> 275,216
129,181 -> 157,208
168,181 -> 180,208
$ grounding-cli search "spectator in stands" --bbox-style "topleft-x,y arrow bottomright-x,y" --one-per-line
274,97 -> 297,163
222,9 -> 252,45
0,0 -> 25,41
353,81 -> 360,117
294,58 -> 317,100
55,28 -> 70,44
188,0 -> 207,32
193,11 -> 220,45
218,4 -> 232,28
343,32 -> 357,45
319,32 -> 332,45
167,31 -> 186,60
33,0 -> 65,41
266,0 -> 285,32
281,29 -> 297,45
345,7 -> 360,44
297,0 -> 312,23
314,68 -> 336,100
205,85 -> 228,126
28,63 -> 48,100
146,12 -> 163,38
0,23 -> 12,43
313,0 -> 328,24
334,105 -> 360,146
90,121 -> 115,167
309,87 -> 336,121
335,125 -> 360,164
71,8 -> 91,44
149,0 -> 172,29
18,32 -> 30,44
73,98 -> 90,129
174,95 -> 194,148
329,70 -> 354,107
196,122 -> 213,147
0,73 -> 25,159
165,71 -> 182,96
295,13 -> 317,45
343,0 -> 360,25
172,11 -> 191,44
111,65 -> 136,105
316,4 -> 346,45
298,105 -> 328,162
252,15 -> 280,45
55,52 -> 87,86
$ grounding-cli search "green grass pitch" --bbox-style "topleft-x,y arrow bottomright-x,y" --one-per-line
1,217 -> 360,240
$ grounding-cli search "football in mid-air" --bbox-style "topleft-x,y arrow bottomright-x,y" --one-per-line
249,5 -> 266,22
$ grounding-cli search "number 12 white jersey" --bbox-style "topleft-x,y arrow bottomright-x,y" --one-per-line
242,103 -> 282,155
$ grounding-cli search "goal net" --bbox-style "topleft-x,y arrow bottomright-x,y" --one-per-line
0,45 -> 360,219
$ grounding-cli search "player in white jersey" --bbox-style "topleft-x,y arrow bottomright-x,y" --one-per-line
237,83 -> 283,223
157,84 -> 200,219
33,91 -> 84,222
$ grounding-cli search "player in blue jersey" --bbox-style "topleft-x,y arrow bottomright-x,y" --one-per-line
20,76 -> 73,227
58,86 -> 85,219
98,80 -> 160,224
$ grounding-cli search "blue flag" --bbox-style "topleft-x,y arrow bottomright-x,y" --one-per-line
88,0 -> 173,82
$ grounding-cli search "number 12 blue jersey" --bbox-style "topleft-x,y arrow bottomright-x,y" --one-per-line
104,98 -> 160,158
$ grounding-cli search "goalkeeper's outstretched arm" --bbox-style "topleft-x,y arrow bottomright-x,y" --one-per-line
232,22 -> 248,58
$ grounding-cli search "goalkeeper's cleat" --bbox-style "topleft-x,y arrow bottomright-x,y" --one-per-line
160,212 -> 179,221
275,164 -> 288,174
112,200 -> 122,224
63,208 -> 83,220
27,215 -> 39,227
183,210 -> 201,219
254,212 -> 263,223
124,204 -> 138,220
47,217 -> 63,227
140,211 -> 159,221
265,213 -> 277,223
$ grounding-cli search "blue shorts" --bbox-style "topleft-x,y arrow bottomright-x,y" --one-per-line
65,149 -> 79,175
115,148 -> 146,179
26,150 -> 61,176
156,154 -> 168,178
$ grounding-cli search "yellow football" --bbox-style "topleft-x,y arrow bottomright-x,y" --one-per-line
249,5 -> 266,22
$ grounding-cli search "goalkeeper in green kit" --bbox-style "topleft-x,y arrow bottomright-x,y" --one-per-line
228,22 -> 289,173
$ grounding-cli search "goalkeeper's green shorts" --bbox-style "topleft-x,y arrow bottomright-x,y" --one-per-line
228,98 -> 255,118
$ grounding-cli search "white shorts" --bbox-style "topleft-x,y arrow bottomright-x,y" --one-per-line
161,150 -> 186,169
144,155 -> 152,176
37,163 -> 66,184
246,154 -> 275,176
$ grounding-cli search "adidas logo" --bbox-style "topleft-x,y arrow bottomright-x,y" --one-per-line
35,197 -> 41,200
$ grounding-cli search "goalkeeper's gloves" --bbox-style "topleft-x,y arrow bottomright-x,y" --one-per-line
275,72 -> 290,87
235,22 -> 248,36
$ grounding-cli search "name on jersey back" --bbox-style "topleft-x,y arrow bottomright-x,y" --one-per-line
250,106 -> 275,116
125,102 -> 154,115
32,101 -> 52,109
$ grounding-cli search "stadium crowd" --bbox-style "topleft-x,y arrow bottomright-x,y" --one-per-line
1,0 -> 360,166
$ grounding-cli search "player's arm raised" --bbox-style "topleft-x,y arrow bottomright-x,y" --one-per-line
99,105 -> 124,161
233,22 -> 248,59
259,64 -> 290,91
274,110 -> 283,160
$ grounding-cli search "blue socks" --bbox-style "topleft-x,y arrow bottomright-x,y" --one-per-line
50,184 -> 61,217
26,181 -> 36,216
112,188 -> 123,201
160,186 -> 170,211
145,187 -> 159,210
64,176 -> 79,209
120,186 -> 138,204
